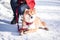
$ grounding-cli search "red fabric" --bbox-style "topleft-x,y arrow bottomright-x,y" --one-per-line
26,22 -> 33,25
26,0 -> 35,9
18,0 -> 35,9
18,28 -> 29,32
16,8 -> 18,23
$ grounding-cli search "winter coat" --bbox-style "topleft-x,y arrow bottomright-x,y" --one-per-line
18,0 -> 35,9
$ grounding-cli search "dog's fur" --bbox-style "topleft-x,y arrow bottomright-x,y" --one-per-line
19,9 -> 48,35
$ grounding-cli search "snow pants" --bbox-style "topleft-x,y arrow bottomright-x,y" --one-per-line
10,0 -> 18,17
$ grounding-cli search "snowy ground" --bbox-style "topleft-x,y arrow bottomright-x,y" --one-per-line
0,0 -> 60,40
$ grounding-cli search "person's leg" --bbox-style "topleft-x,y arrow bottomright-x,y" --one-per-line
10,0 -> 19,24
18,4 -> 30,15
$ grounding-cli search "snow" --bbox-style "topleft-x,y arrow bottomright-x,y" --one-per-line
0,0 -> 60,40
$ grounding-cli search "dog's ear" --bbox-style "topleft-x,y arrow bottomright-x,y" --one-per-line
32,8 -> 36,13
29,8 -> 36,15
24,8 -> 36,15
24,9 -> 29,14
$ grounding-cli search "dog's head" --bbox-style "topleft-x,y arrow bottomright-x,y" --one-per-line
24,9 -> 36,22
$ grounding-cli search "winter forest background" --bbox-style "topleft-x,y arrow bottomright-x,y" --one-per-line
0,0 -> 60,40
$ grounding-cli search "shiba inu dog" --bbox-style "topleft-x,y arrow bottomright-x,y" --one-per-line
19,9 -> 48,35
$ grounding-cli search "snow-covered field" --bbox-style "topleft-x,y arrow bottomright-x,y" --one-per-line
0,0 -> 60,40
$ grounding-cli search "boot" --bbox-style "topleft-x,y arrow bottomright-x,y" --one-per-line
11,17 -> 16,24
11,11 -> 19,24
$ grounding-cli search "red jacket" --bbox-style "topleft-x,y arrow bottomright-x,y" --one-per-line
18,0 -> 35,9
26,0 -> 35,9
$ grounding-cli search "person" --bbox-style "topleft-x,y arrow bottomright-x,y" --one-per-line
10,0 -> 35,24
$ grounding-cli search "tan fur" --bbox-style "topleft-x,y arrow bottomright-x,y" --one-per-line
19,9 -> 48,34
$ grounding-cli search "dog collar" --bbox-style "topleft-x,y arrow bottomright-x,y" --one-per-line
25,22 -> 33,25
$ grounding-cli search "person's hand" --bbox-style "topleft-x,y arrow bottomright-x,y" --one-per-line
20,1 -> 24,3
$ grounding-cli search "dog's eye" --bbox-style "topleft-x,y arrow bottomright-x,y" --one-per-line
31,16 -> 33,19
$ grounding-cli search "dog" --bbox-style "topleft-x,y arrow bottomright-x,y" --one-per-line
19,9 -> 48,35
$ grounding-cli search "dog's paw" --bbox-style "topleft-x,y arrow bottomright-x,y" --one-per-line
39,27 -> 48,31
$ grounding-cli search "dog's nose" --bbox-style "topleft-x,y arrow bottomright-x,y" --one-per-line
31,16 -> 33,19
